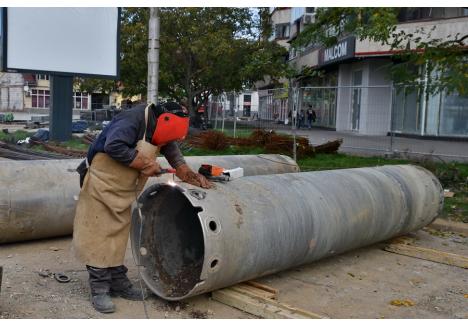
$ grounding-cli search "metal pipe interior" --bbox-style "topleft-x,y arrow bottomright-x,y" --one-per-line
0,154 -> 298,244
131,165 -> 443,300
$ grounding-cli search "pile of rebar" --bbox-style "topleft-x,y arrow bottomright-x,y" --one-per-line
0,141 -> 71,160
29,140 -> 87,158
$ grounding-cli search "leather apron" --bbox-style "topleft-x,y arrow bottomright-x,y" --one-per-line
73,105 -> 158,268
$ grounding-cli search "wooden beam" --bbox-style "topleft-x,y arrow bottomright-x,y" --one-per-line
243,281 -> 279,299
384,243 -> 468,269
212,288 -> 323,319
231,284 -> 277,300
428,218 -> 468,236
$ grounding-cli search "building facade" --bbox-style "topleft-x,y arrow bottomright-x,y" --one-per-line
0,73 -> 120,119
267,7 -> 468,138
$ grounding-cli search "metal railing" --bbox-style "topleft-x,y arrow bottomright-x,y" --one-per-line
206,86 -> 468,162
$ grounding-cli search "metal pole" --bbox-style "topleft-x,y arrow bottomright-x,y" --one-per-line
289,80 -> 298,162
214,98 -> 218,130
132,164 -> 443,300
390,85 -> 395,155
233,92 -> 238,138
221,94 -> 226,132
147,7 -> 160,105
49,75 -> 73,141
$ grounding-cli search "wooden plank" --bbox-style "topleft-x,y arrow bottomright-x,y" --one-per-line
212,288 -> 323,319
443,191 -> 455,198
428,218 -> 468,236
243,281 -> 279,298
390,236 -> 416,245
384,243 -> 468,269
231,284 -> 277,300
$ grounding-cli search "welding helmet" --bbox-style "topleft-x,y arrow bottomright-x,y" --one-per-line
146,102 -> 190,146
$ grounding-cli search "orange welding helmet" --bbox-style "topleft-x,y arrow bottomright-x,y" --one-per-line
146,102 -> 190,146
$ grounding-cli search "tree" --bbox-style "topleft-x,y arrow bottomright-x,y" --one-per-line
293,8 -> 468,95
157,7 -> 288,112
82,8 -> 289,112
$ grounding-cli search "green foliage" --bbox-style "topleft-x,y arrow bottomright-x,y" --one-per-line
119,8 -> 150,98
107,7 -> 289,111
0,130 -> 32,143
76,78 -> 116,94
3,113 -> 14,122
295,8 -> 400,48
182,145 -> 265,156
293,7 -> 468,95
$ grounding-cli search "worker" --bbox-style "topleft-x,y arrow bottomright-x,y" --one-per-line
73,102 -> 212,313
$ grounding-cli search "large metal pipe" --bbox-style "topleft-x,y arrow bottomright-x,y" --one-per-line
131,165 -> 443,300
0,155 -> 298,244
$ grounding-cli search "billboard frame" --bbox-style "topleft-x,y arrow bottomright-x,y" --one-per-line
1,7 -> 121,80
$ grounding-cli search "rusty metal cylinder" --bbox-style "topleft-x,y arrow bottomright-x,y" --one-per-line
0,154 -> 298,244
131,165 -> 443,300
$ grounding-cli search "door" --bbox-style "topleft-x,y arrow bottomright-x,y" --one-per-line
351,70 -> 362,131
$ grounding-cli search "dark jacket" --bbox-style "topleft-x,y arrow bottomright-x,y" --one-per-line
87,104 -> 186,168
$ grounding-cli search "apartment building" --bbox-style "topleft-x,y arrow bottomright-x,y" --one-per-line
268,7 -> 468,138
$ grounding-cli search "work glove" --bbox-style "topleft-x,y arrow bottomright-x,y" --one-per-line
129,150 -> 161,177
176,163 -> 213,189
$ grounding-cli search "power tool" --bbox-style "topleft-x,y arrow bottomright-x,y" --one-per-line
198,164 -> 244,182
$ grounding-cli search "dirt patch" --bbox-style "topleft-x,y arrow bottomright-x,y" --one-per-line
1,229 -> 466,318
190,309 -> 208,319
0,236 -> 250,319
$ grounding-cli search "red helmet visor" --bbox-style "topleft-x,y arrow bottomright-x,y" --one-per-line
151,113 -> 189,146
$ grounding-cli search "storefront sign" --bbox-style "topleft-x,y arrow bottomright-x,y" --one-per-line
319,36 -> 355,66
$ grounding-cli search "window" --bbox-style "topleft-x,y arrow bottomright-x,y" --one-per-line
31,89 -> 50,108
243,94 -> 252,117
305,7 -> 315,14
397,8 -> 433,22
275,23 -> 290,39
36,74 -> 49,81
74,92 -> 89,110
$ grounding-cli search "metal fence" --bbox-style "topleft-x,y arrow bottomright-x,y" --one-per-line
206,86 -> 468,162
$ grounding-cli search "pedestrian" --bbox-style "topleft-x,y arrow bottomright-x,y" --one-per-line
73,102 -> 212,313
307,109 -> 313,129
299,110 -> 305,129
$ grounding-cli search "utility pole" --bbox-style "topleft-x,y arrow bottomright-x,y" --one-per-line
147,7 -> 160,105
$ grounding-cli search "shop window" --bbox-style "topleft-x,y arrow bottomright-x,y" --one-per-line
439,93 -> 468,137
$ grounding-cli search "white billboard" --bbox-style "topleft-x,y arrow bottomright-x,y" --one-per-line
2,8 -> 119,78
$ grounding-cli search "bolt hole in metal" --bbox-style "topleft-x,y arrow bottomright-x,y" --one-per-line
210,259 -> 219,268
208,220 -> 217,232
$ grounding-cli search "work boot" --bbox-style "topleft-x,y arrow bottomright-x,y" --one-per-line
87,265 -> 116,313
109,265 -> 147,301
